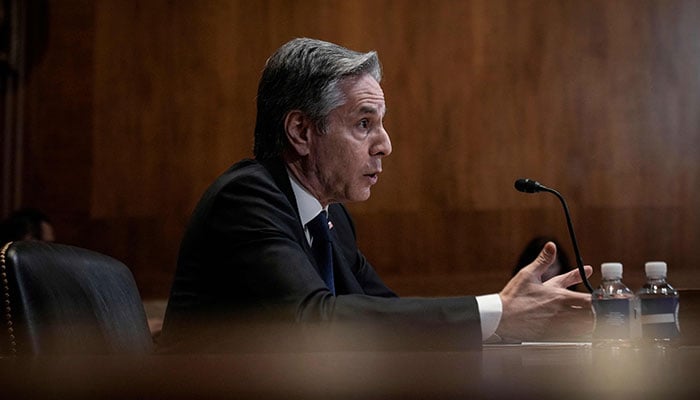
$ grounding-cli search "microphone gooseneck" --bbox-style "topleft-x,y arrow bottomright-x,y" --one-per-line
514,178 -> 594,293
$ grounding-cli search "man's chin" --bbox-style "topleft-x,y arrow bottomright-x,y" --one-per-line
345,190 -> 372,204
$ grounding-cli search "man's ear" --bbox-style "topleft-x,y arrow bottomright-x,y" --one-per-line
284,110 -> 313,156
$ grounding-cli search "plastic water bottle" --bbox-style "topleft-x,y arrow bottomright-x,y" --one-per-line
592,262 -> 636,348
637,261 -> 680,347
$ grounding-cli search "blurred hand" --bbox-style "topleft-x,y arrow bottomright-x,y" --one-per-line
495,241 -> 593,342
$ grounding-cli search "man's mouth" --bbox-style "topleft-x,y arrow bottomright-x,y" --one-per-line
364,172 -> 379,184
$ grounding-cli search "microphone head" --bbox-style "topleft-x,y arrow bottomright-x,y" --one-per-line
514,178 -> 543,193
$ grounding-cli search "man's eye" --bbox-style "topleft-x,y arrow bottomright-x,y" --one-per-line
359,119 -> 369,129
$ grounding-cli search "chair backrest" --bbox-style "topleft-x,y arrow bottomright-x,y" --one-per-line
0,241 -> 153,355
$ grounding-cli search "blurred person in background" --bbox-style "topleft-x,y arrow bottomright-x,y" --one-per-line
0,207 -> 55,247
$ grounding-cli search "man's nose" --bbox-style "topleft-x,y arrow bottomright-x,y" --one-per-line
372,127 -> 392,157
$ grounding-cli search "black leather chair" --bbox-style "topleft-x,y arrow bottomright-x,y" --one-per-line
0,241 -> 153,355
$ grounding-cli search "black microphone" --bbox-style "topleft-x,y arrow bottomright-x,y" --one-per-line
514,178 -> 545,193
514,178 -> 593,292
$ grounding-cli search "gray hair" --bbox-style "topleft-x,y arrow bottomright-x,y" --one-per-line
253,38 -> 382,160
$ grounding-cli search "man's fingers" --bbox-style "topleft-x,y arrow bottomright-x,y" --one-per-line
545,265 -> 593,289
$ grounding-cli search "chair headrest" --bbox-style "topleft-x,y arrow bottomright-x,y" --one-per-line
1,241 -> 153,355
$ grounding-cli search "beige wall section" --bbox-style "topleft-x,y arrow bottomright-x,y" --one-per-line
19,0 -> 700,298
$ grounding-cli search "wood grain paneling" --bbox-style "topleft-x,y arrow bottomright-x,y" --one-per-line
15,0 -> 700,299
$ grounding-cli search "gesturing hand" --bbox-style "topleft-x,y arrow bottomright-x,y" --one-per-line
495,241 -> 593,342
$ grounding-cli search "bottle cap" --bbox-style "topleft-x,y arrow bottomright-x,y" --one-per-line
645,261 -> 667,278
601,262 -> 623,279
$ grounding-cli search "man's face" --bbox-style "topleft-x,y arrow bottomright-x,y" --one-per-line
306,74 -> 392,205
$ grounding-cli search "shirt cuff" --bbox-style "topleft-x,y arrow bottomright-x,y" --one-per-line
476,293 -> 502,341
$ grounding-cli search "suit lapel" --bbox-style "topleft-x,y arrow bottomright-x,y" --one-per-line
260,158 -> 363,294
260,158 -> 332,277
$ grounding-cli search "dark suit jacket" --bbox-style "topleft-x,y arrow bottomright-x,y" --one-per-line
160,158 -> 482,352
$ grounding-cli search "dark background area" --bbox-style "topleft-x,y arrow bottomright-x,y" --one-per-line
2,0 -> 699,300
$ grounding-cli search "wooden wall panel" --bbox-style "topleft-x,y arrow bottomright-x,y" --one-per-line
16,0 -> 700,299
21,0 -> 95,244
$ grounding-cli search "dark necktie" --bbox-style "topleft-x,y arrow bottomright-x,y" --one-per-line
307,211 -> 335,295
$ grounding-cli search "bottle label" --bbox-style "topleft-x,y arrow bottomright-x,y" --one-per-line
640,297 -> 680,339
593,298 -> 632,340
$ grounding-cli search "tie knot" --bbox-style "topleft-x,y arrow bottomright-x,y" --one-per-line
307,211 -> 332,242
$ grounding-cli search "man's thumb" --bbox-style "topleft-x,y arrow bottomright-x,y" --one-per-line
531,241 -> 557,274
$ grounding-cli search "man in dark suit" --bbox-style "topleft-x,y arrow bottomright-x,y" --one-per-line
159,38 -> 592,353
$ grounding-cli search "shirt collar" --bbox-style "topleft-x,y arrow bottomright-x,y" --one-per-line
287,169 -> 326,227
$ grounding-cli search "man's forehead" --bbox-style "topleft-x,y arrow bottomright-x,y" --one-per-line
357,103 -> 386,116
340,76 -> 386,114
